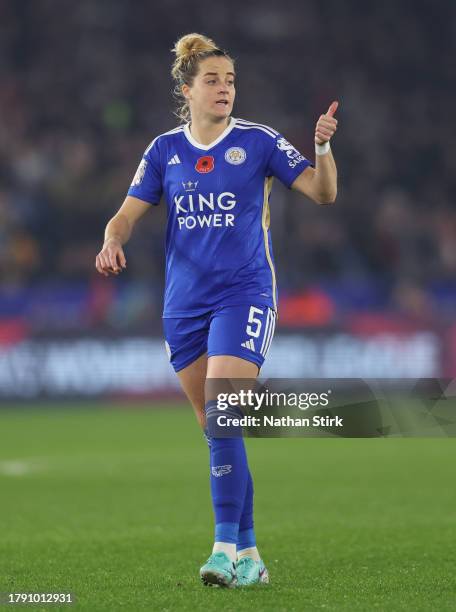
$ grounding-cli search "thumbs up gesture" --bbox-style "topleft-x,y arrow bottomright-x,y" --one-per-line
315,101 -> 339,145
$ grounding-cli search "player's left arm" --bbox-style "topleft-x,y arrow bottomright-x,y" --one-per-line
291,101 -> 339,205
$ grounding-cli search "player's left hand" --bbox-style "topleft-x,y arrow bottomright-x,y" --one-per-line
315,101 -> 339,145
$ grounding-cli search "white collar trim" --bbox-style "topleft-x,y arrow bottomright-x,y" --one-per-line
183,117 -> 236,150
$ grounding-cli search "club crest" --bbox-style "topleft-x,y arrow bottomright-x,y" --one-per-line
225,147 -> 247,165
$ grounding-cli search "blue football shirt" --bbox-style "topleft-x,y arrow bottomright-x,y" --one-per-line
127,117 -> 313,317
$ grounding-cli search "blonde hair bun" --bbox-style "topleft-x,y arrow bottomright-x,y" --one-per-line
171,33 -> 233,123
172,33 -> 219,60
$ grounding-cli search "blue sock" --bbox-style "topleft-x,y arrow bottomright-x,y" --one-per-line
205,410 -> 256,550
205,400 -> 248,542
237,469 -> 257,550
204,427 -> 239,545
214,521 -> 239,544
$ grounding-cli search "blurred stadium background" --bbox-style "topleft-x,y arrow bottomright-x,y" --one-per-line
1,1 -> 455,400
1,1 -> 455,402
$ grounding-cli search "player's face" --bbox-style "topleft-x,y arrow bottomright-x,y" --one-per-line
185,56 -> 236,121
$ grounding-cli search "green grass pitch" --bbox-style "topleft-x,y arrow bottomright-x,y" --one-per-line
0,405 -> 455,611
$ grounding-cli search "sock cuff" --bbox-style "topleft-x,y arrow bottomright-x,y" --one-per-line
215,521 -> 239,544
237,527 -> 256,550
204,400 -> 218,416
239,513 -> 254,532
205,400 -> 243,438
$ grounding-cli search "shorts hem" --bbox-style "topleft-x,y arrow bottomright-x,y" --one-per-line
173,349 -> 208,373
207,350 -> 264,371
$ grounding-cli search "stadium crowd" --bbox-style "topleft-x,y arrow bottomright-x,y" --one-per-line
1,0 -> 454,331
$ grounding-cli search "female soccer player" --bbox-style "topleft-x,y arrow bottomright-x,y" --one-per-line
95,33 -> 338,588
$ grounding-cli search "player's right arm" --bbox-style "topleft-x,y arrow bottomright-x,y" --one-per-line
96,196 -> 151,276
96,137 -> 164,277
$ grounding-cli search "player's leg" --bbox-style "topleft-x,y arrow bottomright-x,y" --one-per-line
199,356 -> 249,586
202,354 -> 257,582
163,316 -> 210,429
175,352 -> 207,429
205,357 -> 269,586
163,316 -> 237,586
201,305 -> 276,586
162,314 -> 257,588
206,355 -> 259,377
162,316 -> 219,499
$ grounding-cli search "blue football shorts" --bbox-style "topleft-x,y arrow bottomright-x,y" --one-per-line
163,303 -> 277,373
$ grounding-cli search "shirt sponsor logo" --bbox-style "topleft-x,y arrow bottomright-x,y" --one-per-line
276,137 -> 306,169
225,147 -> 247,165
195,155 -> 215,173
131,159 -> 148,186
174,186 -> 237,230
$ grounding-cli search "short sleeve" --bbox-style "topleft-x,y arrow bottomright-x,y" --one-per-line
127,139 -> 163,205
266,134 -> 314,189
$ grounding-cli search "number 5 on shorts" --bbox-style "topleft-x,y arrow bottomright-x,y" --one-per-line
246,306 -> 264,338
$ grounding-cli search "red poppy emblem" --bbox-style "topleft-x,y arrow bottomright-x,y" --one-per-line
195,155 -> 215,173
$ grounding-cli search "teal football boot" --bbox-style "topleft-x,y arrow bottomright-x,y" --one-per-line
236,557 -> 269,586
200,552 -> 237,588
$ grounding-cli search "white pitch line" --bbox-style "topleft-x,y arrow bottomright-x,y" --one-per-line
0,460 -> 38,476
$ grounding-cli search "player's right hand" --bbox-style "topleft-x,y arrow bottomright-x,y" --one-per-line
95,238 -> 127,276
